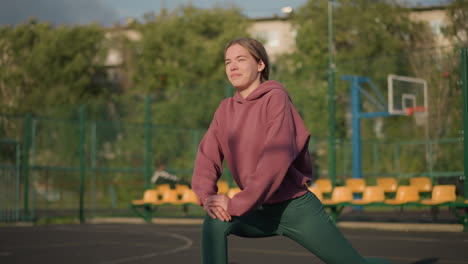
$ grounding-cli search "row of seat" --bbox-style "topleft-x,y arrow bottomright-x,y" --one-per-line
134,179 -> 448,208
131,182 -> 240,207
308,181 -> 468,230
152,182 -> 235,196
314,177 -> 433,194
130,183 -> 242,222
308,184 -> 461,206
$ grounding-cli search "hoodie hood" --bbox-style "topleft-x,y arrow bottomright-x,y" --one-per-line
233,80 -> 285,103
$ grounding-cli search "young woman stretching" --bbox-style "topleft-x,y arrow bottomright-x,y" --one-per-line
191,37 -> 392,264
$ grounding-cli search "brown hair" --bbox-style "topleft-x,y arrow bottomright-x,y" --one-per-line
224,37 -> 270,82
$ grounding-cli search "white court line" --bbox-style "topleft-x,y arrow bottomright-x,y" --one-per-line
98,231 -> 193,264
4,226 -> 194,263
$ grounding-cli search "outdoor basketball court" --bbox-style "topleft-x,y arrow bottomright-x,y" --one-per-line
1,223 -> 467,264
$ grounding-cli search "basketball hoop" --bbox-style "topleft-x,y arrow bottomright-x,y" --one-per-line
406,106 -> 428,126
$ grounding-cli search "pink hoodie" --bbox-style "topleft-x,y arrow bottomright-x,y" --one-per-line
191,80 -> 313,216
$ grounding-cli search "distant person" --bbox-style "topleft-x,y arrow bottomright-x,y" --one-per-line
191,37 -> 392,264
151,161 -> 178,184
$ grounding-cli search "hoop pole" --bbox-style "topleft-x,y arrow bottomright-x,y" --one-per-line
461,47 -> 468,200
342,75 -> 397,182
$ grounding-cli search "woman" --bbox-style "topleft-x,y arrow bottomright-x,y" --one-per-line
191,37 -> 392,264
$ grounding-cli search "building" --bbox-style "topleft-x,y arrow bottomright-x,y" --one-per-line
410,5 -> 452,47
246,3 -> 454,61
248,15 -> 296,62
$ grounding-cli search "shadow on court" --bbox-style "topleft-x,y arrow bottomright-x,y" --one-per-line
1,223 -> 467,264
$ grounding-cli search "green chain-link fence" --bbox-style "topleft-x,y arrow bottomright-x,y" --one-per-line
0,47 -> 466,223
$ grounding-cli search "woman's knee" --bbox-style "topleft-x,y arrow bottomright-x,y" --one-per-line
203,215 -> 233,235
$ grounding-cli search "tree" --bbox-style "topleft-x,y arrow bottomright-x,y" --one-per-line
0,20 -> 107,116
275,0 -> 427,139
126,5 -> 250,128
443,0 -> 468,47
90,6 -> 251,182
273,0 -> 433,177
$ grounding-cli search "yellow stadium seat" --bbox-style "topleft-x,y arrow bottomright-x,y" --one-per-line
385,186 -> 420,205
352,186 -> 385,205
322,187 -> 353,205
175,184 -> 190,196
227,187 -> 241,198
314,179 -> 332,194
410,177 -> 432,192
217,181 -> 229,194
132,189 -> 159,205
156,183 -> 171,192
179,189 -> 199,205
345,178 -> 366,193
308,186 -> 323,201
421,185 -> 456,205
377,177 -> 398,193
155,189 -> 180,205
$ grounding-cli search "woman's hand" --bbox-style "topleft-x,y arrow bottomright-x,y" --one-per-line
203,194 -> 232,222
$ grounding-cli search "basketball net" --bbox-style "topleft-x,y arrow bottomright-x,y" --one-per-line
406,107 -> 428,126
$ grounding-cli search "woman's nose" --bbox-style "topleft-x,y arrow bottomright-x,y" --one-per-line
229,62 -> 238,71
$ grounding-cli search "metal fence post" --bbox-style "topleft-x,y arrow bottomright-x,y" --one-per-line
144,96 -> 152,190
393,143 -> 400,178
461,47 -> 468,200
328,0 -> 337,187
22,114 -> 31,222
428,140 -> 434,181
79,105 -> 85,224
16,141 -> 21,221
373,142 -> 378,183
90,121 -> 97,217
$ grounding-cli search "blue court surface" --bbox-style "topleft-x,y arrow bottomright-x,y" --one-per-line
1,223 -> 467,264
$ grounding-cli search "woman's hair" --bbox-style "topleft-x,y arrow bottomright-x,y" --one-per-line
224,37 -> 270,82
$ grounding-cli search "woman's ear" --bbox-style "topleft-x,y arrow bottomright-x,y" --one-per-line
257,60 -> 265,72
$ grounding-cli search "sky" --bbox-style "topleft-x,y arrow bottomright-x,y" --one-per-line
0,0 -> 452,27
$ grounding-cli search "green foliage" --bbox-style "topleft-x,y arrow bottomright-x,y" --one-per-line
275,0 -> 430,140
0,20 -> 107,115
0,2 -> 465,220
127,5 -> 250,128
272,0 -> 464,178
443,0 -> 468,46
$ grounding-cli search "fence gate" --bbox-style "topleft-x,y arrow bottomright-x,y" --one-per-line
0,139 -> 21,223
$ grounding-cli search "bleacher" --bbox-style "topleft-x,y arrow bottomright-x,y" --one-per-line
130,178 -> 468,231
130,181 -> 237,223
308,177 -> 468,231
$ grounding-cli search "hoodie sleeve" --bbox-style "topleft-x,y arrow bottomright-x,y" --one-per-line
191,107 -> 224,205
226,90 -> 309,216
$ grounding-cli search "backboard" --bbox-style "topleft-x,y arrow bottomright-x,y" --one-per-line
387,74 -> 428,116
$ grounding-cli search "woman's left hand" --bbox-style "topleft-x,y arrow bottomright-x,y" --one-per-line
205,194 -> 231,220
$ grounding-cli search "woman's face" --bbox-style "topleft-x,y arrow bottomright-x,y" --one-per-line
225,44 -> 265,93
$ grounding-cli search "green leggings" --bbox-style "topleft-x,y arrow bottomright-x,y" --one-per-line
202,191 -> 392,264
